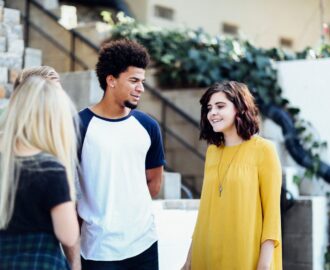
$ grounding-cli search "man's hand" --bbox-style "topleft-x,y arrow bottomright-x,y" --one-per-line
146,166 -> 163,197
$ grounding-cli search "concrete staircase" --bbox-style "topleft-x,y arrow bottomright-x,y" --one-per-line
6,0 -> 99,72
0,1 -> 42,111
6,0 -> 114,73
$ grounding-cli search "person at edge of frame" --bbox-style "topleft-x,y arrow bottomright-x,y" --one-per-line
0,66 -> 80,270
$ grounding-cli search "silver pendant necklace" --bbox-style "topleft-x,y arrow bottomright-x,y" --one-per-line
217,144 -> 242,197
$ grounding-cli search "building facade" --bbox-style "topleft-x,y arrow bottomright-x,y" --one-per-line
126,0 -> 330,51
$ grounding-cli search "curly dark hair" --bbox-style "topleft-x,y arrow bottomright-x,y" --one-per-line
200,81 -> 260,146
95,39 -> 150,91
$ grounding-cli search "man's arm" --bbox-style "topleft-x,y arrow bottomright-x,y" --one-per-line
146,166 -> 163,198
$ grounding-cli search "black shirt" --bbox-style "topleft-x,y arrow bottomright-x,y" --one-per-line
2,152 -> 71,233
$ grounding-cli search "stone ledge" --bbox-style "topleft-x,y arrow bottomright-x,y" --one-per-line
161,199 -> 200,210
3,8 -> 20,25
0,52 -> 22,69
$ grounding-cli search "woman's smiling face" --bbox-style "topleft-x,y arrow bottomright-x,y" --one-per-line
207,91 -> 237,135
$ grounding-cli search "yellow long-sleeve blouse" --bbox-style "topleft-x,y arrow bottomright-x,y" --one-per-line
192,136 -> 282,270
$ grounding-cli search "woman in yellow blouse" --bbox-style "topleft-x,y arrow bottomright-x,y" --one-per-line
182,81 -> 282,270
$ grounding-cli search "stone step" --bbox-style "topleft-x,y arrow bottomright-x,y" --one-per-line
155,172 -> 182,200
3,7 -> 20,25
73,21 -> 111,47
35,0 -> 59,10
0,52 -> 22,69
24,47 -> 42,68
0,96 -> 8,110
0,4 -> 37,106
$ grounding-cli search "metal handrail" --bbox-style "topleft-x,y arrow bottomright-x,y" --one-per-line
181,184 -> 194,199
144,83 -> 200,128
27,20 -> 89,70
25,0 -> 99,51
159,122 -> 205,161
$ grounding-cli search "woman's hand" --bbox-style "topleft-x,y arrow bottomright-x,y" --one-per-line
181,243 -> 192,270
181,258 -> 191,270
256,264 -> 270,270
256,240 -> 275,270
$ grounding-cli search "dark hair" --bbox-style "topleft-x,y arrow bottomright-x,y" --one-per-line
199,81 -> 260,146
95,39 -> 150,91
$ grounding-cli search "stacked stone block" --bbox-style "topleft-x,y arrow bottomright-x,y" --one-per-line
0,1 -> 42,110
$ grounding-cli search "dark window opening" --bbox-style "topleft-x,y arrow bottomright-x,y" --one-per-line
154,5 -> 174,20
222,23 -> 239,35
279,37 -> 293,48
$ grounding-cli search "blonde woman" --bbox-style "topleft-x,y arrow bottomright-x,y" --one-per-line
0,66 -> 80,269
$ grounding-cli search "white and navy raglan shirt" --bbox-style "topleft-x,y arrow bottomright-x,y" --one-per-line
77,108 -> 165,261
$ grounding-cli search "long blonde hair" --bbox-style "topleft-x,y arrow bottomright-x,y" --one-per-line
0,66 -> 78,229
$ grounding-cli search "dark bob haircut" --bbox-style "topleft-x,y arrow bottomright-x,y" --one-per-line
95,39 -> 150,91
199,81 -> 260,146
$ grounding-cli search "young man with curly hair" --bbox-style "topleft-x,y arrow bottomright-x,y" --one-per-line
77,39 -> 165,270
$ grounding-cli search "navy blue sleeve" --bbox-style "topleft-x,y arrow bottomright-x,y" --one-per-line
77,108 -> 94,162
133,110 -> 166,169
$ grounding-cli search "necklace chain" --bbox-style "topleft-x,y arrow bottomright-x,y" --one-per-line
217,144 -> 242,197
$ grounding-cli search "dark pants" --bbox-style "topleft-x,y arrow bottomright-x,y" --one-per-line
81,242 -> 159,270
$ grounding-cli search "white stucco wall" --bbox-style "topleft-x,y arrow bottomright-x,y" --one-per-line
153,200 -> 198,270
126,0 -> 330,51
277,58 -> 330,162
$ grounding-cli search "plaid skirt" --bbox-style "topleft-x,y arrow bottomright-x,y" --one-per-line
0,232 -> 70,270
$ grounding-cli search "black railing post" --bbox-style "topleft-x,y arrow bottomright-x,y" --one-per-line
70,32 -> 76,71
24,0 -> 31,47
161,100 -> 167,150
